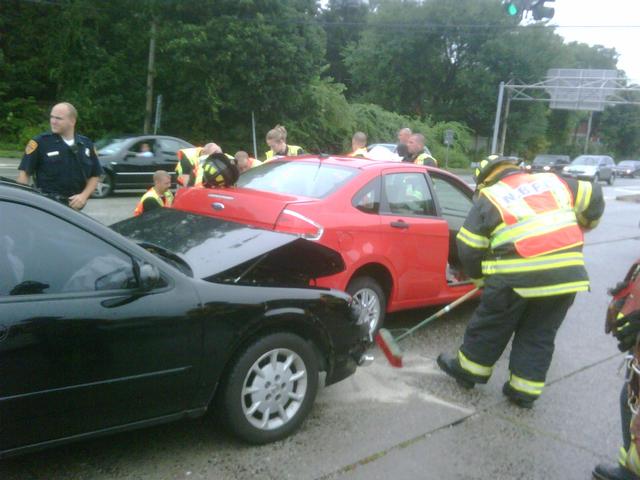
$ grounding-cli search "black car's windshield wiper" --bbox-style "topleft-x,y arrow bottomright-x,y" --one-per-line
137,241 -> 194,277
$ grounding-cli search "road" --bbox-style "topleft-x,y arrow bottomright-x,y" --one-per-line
1,158 -> 640,479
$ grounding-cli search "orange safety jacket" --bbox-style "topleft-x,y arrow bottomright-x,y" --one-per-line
133,187 -> 174,216
481,173 -> 583,258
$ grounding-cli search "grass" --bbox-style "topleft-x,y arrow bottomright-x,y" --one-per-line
0,149 -> 22,159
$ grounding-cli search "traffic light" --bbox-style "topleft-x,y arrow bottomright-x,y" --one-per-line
504,0 -> 532,17
531,0 -> 555,20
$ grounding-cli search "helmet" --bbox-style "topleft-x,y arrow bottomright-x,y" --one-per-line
202,153 -> 239,187
473,155 -> 519,186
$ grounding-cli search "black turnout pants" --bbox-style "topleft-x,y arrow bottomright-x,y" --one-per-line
460,278 -> 576,383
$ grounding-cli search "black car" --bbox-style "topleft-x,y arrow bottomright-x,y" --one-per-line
529,154 -> 571,173
615,160 -> 640,178
92,135 -> 193,198
0,180 -> 370,458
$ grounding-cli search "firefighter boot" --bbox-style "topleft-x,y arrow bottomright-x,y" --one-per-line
593,463 -> 640,480
502,382 -> 536,409
437,353 -> 489,390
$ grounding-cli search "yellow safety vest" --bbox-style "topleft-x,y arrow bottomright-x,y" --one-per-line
264,145 -> 303,162
413,152 -> 438,167
133,187 -> 174,216
349,147 -> 368,157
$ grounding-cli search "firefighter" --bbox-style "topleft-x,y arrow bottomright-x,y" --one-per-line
406,133 -> 437,167
594,261 -> 640,480
349,132 -> 368,157
437,155 -> 604,408
201,153 -> 239,188
175,142 -> 235,188
264,125 -> 304,162
234,150 -> 262,174
133,170 -> 173,216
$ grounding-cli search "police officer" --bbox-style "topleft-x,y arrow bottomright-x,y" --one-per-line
406,133 -> 437,167
133,170 -> 173,216
437,155 -> 604,408
17,102 -> 102,210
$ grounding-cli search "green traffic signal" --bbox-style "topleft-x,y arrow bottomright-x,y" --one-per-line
507,3 -> 519,15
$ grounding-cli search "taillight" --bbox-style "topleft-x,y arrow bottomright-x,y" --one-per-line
275,209 -> 324,240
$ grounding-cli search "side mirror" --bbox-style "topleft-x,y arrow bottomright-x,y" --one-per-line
138,262 -> 161,291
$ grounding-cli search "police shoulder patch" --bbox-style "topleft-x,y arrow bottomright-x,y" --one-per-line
25,139 -> 38,155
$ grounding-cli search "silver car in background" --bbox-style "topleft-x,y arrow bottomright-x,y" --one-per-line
562,155 -> 615,185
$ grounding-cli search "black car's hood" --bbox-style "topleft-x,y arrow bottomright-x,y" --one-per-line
111,209 -> 344,285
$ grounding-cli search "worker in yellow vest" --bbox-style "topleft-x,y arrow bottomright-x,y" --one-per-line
348,131 -> 368,157
176,142 -> 235,188
437,155 -> 604,408
234,150 -> 263,174
264,125 -> 304,162
133,170 -> 173,216
405,133 -> 437,166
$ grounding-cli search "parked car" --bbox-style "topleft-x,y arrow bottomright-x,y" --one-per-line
92,135 -> 193,198
562,155 -> 616,185
529,154 -> 570,173
0,180 -> 369,458
172,155 -> 477,336
615,160 -> 640,178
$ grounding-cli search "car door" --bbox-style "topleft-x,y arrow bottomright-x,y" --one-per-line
0,201 -> 201,452
379,170 -> 450,306
115,138 -> 160,188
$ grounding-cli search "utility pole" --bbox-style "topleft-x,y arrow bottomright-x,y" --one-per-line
499,90 -> 512,155
491,82 -> 505,154
143,16 -> 157,134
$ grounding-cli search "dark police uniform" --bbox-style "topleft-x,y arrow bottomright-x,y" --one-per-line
19,132 -> 103,200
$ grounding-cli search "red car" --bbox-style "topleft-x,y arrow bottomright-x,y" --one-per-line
172,155 -> 476,335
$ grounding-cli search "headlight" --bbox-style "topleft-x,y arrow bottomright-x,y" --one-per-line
563,166 -> 569,172
525,165 -> 531,170
543,165 -> 550,171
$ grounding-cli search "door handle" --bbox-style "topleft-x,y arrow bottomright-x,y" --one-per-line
390,220 -> 409,229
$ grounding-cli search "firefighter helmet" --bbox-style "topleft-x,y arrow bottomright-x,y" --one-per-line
473,155 -> 519,186
202,153 -> 239,187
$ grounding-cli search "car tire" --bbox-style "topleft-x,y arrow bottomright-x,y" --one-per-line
608,173 -> 615,185
347,276 -> 386,336
218,333 -> 319,444
92,172 -> 114,198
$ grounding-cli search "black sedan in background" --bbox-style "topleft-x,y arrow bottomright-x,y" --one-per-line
615,160 -> 640,178
529,154 -> 570,173
0,180 -> 369,458
92,135 -> 193,198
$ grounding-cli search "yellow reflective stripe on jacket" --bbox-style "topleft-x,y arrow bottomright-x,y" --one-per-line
490,209 -> 579,249
481,252 -> 585,275
458,350 -> 492,377
513,280 -> 590,297
457,227 -> 490,249
575,180 -> 592,215
509,374 -> 544,396
620,446 -> 629,467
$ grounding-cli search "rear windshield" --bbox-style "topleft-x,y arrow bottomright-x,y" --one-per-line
237,160 -> 358,198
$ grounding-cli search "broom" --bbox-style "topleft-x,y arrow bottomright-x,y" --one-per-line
375,287 -> 480,368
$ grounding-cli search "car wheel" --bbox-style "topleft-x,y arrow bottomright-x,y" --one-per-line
347,276 -> 386,336
608,173 -> 615,185
218,333 -> 319,444
92,173 -> 113,198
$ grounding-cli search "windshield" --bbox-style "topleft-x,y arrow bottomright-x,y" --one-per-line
533,155 -> 556,165
97,138 -> 128,155
572,156 -> 599,166
237,161 -> 358,198
618,161 -> 636,167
